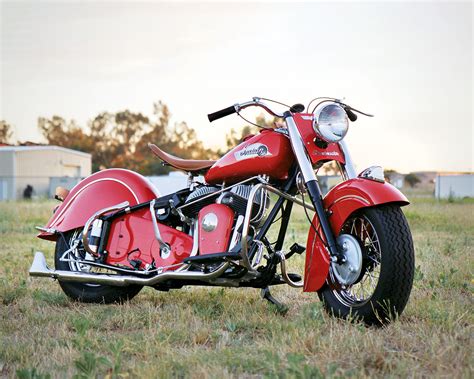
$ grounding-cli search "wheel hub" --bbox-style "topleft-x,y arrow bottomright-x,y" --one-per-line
331,234 -> 363,286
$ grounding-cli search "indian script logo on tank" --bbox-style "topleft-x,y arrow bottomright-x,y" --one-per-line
234,143 -> 272,161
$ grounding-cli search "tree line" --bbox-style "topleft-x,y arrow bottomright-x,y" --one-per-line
0,101 -> 272,175
1,105 -> 422,186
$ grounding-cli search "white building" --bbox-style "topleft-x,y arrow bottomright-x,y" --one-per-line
147,171 -> 200,196
435,174 -> 474,199
385,173 -> 405,189
318,175 -> 343,195
0,145 -> 91,200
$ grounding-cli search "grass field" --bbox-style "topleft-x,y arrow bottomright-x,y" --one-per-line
0,197 -> 472,378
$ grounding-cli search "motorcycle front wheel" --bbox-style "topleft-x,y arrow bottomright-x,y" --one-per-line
318,204 -> 415,325
54,229 -> 142,303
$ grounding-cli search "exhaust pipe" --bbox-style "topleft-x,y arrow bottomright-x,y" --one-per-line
29,252 -> 229,287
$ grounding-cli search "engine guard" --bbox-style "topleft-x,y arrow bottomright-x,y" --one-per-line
303,178 -> 409,292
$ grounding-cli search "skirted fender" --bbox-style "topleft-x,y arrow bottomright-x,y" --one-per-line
304,178 -> 409,292
37,169 -> 159,241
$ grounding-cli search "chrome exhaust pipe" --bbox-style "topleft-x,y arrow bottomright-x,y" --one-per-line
29,252 -> 229,287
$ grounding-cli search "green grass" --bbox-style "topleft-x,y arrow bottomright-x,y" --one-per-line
0,198 -> 472,378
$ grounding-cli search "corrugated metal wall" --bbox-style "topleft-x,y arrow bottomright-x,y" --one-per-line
435,175 -> 474,199
0,147 -> 91,200
15,149 -> 91,178
0,151 -> 16,200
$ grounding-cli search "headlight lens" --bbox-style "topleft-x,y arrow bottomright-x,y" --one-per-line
313,103 -> 349,142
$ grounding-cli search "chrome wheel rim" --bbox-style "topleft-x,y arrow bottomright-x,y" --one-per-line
66,230 -> 101,287
329,215 -> 381,307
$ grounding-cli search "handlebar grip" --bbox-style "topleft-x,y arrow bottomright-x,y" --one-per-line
345,107 -> 358,122
207,105 -> 237,122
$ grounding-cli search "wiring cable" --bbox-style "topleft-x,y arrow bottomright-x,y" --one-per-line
300,192 -> 329,250
236,96 -> 291,129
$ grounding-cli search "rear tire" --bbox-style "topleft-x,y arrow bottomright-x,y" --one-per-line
318,204 -> 414,325
54,229 -> 142,304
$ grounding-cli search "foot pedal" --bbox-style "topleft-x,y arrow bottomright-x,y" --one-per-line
183,252 -> 241,265
285,243 -> 306,259
290,243 -> 305,255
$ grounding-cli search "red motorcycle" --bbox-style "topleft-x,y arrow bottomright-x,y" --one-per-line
30,97 -> 414,325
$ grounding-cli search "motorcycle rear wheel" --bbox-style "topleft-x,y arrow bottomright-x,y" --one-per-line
318,204 -> 414,325
54,229 -> 142,303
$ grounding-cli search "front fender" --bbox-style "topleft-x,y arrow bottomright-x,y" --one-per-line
38,169 -> 159,241
324,178 -> 409,232
304,178 -> 409,292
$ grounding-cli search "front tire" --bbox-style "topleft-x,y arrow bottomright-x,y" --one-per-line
318,204 -> 414,325
55,229 -> 142,303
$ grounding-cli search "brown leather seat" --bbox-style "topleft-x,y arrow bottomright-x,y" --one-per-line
148,143 -> 216,172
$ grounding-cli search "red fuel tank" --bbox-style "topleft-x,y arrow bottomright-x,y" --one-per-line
205,130 -> 294,185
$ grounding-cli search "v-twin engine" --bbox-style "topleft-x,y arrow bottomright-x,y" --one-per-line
184,184 -> 269,226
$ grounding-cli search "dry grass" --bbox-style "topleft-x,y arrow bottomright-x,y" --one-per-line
0,198 -> 472,378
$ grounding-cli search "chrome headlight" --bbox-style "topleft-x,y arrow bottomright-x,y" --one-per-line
313,102 -> 349,142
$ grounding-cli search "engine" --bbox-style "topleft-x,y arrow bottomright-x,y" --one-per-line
182,185 -> 270,255
182,186 -> 220,216
183,184 -> 270,255
183,184 -> 269,226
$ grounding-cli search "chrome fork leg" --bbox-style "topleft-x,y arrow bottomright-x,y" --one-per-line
284,111 -> 342,261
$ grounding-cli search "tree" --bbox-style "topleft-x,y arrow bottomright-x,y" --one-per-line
405,173 -> 421,188
38,101 -> 284,174
225,125 -> 256,150
0,120 -> 13,144
38,115 -> 97,165
133,101 -> 174,175
225,113 -> 279,150
320,161 -> 340,176
384,169 -> 399,183
39,101 -> 218,174
384,168 -> 397,177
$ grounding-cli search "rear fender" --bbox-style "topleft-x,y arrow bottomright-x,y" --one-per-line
304,178 -> 409,292
38,169 -> 159,241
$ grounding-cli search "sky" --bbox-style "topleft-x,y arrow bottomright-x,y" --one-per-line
0,0 -> 472,173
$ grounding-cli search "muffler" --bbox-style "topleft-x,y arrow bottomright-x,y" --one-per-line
29,252 -> 229,287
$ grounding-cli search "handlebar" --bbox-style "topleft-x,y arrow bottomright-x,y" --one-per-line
207,97 -> 371,123
344,106 -> 358,122
207,97 -> 285,123
207,105 -> 237,122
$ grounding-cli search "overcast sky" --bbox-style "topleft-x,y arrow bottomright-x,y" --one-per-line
1,0 -> 472,173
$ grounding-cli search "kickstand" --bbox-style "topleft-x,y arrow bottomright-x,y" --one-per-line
260,287 -> 289,315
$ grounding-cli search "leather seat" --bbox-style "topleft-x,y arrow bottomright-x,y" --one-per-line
148,143 -> 216,172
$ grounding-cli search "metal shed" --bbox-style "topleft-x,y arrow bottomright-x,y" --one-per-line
435,174 -> 474,199
0,145 -> 91,200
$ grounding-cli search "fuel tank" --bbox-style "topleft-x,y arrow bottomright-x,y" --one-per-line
205,130 -> 294,185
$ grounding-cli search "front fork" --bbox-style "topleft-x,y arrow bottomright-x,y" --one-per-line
284,112 -> 355,262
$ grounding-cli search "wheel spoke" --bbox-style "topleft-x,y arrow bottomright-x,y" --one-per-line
65,229 -> 101,286
350,219 -> 357,235
367,255 -> 380,265
331,214 -> 382,307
